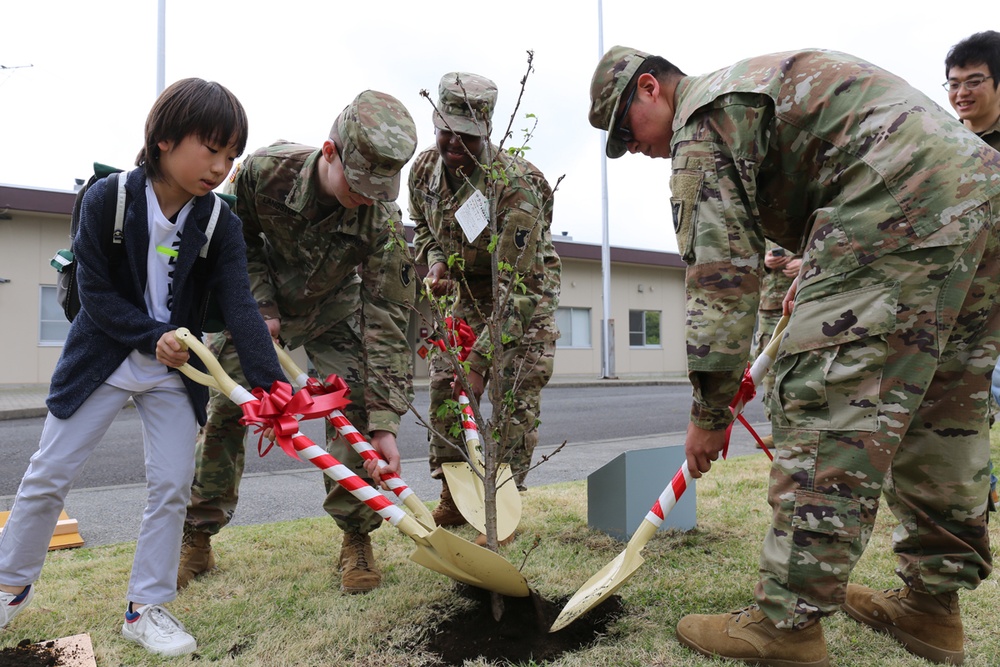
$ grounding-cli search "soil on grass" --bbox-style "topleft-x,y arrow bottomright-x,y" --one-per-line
420,586 -> 624,666
0,638 -> 67,666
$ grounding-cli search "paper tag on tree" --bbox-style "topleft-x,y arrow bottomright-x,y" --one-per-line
455,190 -> 489,242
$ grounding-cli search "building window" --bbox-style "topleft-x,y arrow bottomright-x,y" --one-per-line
555,307 -> 591,348
39,285 -> 70,345
629,310 -> 661,347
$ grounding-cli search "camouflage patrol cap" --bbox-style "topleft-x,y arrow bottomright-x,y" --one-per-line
331,90 -> 417,201
433,72 -> 498,137
589,45 -> 650,159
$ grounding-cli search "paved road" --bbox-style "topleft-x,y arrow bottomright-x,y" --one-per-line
2,384 -> 763,496
0,384 -> 771,547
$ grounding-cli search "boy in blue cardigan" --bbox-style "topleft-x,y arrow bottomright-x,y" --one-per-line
0,78 -> 285,657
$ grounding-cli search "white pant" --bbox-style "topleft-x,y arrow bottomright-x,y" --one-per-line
0,382 -> 197,605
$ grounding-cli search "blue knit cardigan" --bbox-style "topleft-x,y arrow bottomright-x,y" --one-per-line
47,168 -> 284,425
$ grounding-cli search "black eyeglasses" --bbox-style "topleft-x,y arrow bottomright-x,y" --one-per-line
943,76 -> 993,92
612,85 -> 637,143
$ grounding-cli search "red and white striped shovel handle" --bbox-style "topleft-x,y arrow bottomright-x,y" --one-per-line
641,315 -> 788,530
276,346 -> 416,504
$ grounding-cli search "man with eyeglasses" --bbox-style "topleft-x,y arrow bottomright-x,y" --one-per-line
590,46 -> 999,666
945,30 -> 1000,152
945,29 -> 1000,524
177,90 -> 418,595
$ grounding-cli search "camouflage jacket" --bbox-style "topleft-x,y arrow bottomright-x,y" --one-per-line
669,50 -> 1000,429
229,141 -> 415,432
409,144 -> 560,373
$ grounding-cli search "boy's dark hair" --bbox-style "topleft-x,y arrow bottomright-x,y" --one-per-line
945,30 -> 1000,89
137,78 -> 249,181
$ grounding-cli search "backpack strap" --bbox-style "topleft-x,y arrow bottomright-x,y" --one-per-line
99,170 -> 128,261
111,170 -> 128,247
200,194 -> 223,259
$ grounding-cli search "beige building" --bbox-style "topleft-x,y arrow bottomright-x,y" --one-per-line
0,182 -> 688,385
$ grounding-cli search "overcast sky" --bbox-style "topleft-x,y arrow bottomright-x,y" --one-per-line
0,1 -> 977,252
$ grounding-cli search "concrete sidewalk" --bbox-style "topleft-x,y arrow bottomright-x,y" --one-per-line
0,373 -> 689,421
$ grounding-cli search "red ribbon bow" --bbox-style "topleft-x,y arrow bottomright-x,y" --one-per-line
240,379 -> 350,460
427,316 -> 476,362
724,363 -> 773,460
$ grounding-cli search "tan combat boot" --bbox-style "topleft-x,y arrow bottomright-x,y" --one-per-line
431,480 -> 467,527
842,584 -> 964,665
676,605 -> 829,667
474,531 -> 516,547
757,434 -> 774,450
338,532 -> 381,594
177,530 -> 215,590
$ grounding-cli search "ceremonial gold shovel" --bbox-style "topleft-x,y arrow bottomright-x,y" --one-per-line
173,328 -> 531,598
271,342 -> 436,531
549,315 -> 789,632
441,390 -> 522,541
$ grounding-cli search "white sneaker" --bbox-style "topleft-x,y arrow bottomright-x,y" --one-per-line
0,585 -> 34,629
121,604 -> 197,656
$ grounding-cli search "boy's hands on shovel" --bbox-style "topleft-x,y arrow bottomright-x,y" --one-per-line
157,330 -> 191,368
363,431 -> 401,488
684,422 -> 727,479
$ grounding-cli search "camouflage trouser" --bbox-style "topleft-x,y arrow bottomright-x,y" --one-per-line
757,202 -> 998,629
428,339 -> 555,491
185,313 -> 382,537
752,307 -> 785,421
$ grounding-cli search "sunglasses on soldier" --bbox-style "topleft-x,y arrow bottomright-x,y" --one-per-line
612,85 -> 637,144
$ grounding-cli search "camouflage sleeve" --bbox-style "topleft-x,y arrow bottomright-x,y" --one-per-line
229,158 -> 279,318
408,164 -> 447,269
359,202 -> 416,433
673,100 -> 771,429
468,172 -> 546,373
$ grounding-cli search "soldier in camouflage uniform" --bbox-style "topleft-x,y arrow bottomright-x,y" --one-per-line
178,90 -> 417,594
590,47 -> 999,666
409,73 -> 560,539
753,243 -> 800,448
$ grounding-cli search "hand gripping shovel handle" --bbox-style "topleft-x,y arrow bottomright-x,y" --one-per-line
550,315 -> 789,632
636,314 -> 787,532
173,328 -> 420,533
175,330 -> 530,597
271,342 -> 436,530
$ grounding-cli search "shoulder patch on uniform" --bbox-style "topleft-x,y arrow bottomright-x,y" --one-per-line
672,200 -> 683,233
515,227 -> 530,249
400,262 -> 412,286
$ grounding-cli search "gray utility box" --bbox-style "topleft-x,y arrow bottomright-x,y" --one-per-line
587,445 -> 696,541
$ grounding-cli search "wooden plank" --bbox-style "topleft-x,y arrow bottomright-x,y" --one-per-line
0,510 -> 84,550
33,633 -> 97,667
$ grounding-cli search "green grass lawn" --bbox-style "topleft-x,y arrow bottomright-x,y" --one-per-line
2,435 -> 997,666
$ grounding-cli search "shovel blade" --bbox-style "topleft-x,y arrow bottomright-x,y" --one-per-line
549,546 -> 645,632
441,462 -> 521,540
408,527 -> 531,598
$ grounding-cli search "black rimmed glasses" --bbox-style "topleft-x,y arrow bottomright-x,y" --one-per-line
943,76 -> 993,92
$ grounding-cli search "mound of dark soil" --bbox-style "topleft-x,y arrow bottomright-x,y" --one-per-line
0,639 -> 64,666
421,586 -> 624,666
